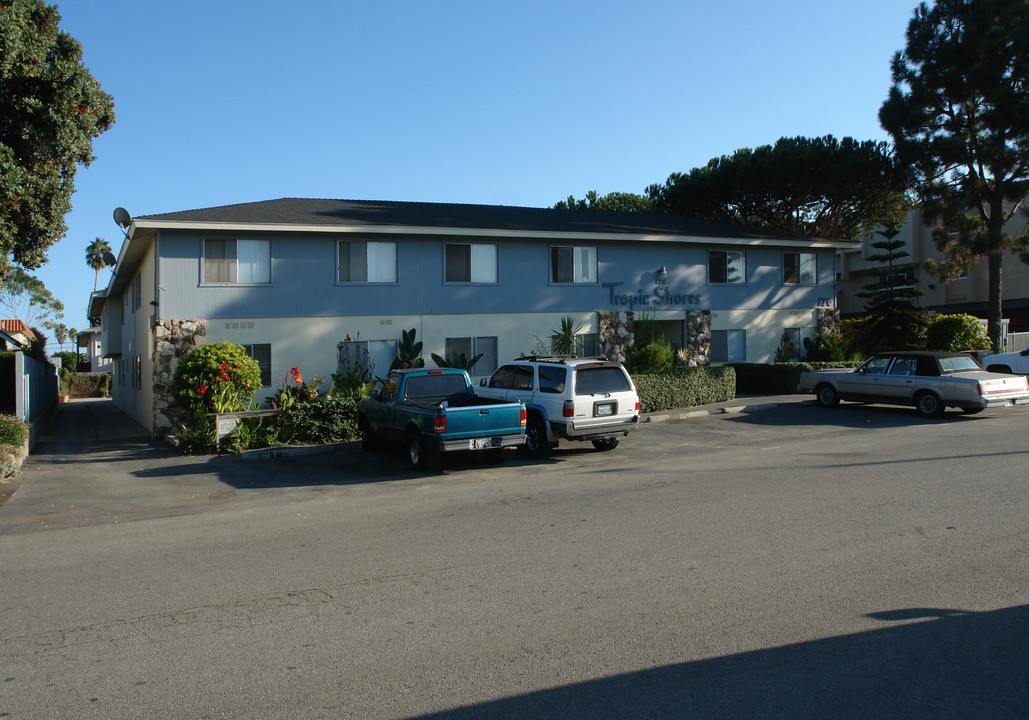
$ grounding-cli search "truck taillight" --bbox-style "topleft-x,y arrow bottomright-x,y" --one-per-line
520,408 -> 527,427
434,415 -> 446,434
563,400 -> 574,417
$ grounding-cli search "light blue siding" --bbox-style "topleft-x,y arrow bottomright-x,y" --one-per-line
157,230 -> 836,320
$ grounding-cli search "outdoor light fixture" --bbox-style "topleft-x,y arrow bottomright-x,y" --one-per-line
656,265 -> 668,283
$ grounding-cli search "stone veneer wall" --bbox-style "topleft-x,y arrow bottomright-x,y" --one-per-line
684,310 -> 712,366
598,311 -> 635,362
816,307 -> 841,338
153,319 -> 206,435
598,310 -> 713,366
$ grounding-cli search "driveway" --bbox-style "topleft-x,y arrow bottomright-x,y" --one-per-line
3,394 -> 805,533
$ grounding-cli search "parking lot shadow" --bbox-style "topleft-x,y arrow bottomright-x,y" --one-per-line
729,400 -> 1005,430
407,604 -> 1029,719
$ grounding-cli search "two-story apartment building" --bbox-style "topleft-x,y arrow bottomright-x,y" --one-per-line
837,207 -> 1029,335
87,198 -> 856,434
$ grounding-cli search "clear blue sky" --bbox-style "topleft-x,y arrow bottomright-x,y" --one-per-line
38,0 -> 918,337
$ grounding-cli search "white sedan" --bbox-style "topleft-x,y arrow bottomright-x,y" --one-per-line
798,351 -> 1029,418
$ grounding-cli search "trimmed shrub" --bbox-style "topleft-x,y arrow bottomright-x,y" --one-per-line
924,313 -> 992,352
171,340 -> 262,417
632,366 -> 736,413
730,362 -> 857,395
625,341 -> 674,374
277,395 -> 360,445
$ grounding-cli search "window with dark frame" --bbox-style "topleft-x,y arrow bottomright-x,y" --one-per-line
338,241 -> 397,283
550,246 -> 597,284
203,238 -> 271,284
445,244 -> 496,283
784,252 -> 816,285
708,250 -> 746,284
241,343 -> 272,387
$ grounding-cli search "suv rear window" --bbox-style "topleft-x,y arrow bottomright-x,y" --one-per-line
574,366 -> 631,395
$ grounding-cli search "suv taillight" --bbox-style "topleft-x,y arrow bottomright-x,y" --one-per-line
563,400 -> 574,417
635,400 -> 640,412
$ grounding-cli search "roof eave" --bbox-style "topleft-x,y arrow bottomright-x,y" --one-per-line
132,218 -> 855,249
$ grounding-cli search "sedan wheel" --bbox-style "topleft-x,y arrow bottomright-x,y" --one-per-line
915,391 -> 945,418
816,384 -> 840,408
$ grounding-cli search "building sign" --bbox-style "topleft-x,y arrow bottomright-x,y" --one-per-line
603,281 -> 702,310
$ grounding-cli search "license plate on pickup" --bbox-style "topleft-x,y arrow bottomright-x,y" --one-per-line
472,437 -> 498,449
596,403 -> 614,416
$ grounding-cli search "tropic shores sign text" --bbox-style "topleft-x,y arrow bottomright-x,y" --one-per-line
603,282 -> 701,310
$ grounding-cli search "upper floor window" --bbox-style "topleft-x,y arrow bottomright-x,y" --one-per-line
784,252 -> 816,285
338,241 -> 397,283
445,243 -> 496,283
551,246 -> 597,284
203,238 -> 270,284
708,250 -> 746,284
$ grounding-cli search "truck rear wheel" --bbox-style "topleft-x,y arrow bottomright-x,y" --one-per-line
407,431 -> 429,470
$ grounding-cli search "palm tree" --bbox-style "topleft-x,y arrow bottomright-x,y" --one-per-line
86,237 -> 112,291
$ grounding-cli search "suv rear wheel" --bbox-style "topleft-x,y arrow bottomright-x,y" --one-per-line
523,415 -> 552,458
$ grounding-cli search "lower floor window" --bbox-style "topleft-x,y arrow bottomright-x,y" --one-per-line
241,343 -> 272,387
710,330 -> 746,363
550,332 -> 599,357
445,336 -> 498,375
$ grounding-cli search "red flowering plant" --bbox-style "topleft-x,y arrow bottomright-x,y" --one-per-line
171,340 -> 262,418
275,365 -> 326,407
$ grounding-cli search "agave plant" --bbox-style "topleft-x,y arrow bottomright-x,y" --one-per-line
431,351 -> 484,371
551,316 -> 583,356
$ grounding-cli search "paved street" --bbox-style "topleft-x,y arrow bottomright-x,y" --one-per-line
1,398 -> 1028,719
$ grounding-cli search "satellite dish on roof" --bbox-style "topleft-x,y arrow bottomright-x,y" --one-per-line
113,207 -> 132,231
103,251 -> 117,267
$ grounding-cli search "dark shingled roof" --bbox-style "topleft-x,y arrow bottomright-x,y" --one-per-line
136,197 -> 834,243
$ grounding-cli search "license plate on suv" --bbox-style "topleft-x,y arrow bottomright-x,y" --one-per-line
595,403 -> 614,416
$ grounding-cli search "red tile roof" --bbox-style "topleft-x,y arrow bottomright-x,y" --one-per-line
0,320 -> 35,339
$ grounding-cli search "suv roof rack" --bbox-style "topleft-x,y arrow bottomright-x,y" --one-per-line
512,355 -> 612,364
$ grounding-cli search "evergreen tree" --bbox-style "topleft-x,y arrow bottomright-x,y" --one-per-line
855,224 -> 927,350
879,0 -> 1029,351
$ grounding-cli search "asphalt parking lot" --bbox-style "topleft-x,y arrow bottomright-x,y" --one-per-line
2,397 -> 1028,719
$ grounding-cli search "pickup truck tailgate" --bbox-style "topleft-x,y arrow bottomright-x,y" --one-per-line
443,403 -> 525,439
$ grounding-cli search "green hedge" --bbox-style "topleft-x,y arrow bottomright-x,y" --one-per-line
729,362 -> 858,395
632,366 -> 736,413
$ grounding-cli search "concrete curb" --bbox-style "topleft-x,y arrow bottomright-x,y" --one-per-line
644,401 -> 785,423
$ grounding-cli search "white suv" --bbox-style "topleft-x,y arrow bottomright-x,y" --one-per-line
478,356 -> 640,457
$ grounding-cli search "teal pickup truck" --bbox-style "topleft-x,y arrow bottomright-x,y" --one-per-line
358,368 -> 527,469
